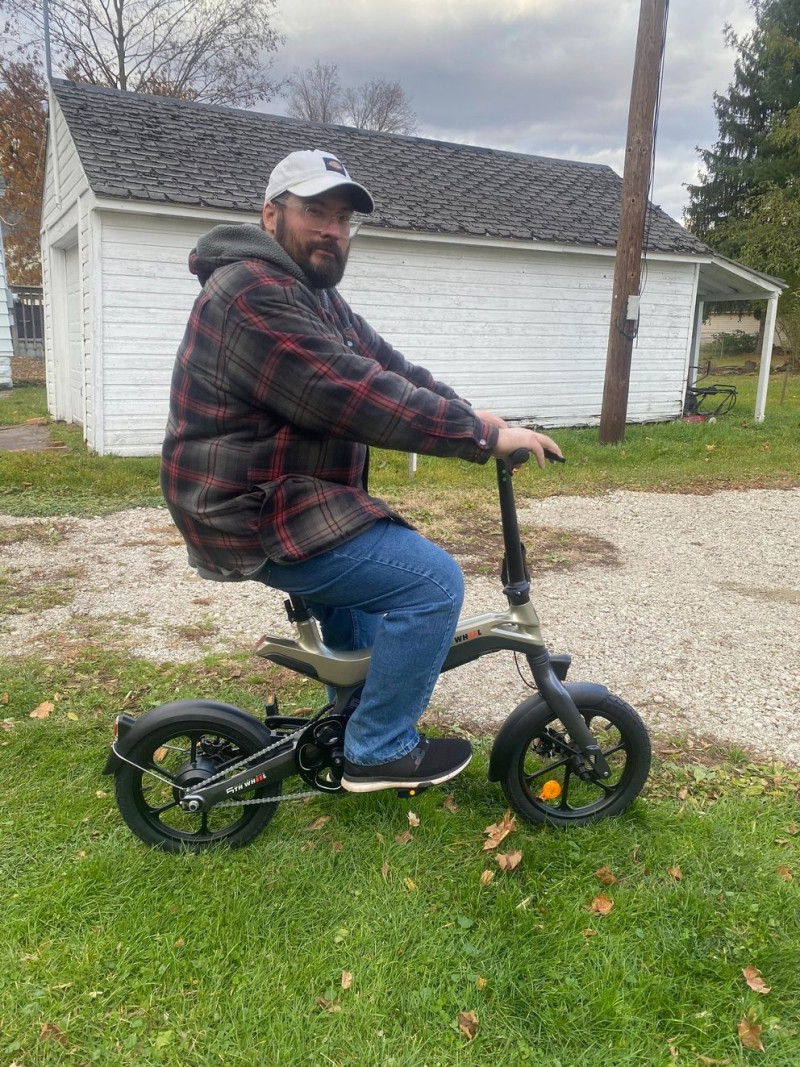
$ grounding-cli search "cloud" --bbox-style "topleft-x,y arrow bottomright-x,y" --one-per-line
268,0 -> 756,219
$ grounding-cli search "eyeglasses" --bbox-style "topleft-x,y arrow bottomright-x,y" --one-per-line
277,199 -> 363,239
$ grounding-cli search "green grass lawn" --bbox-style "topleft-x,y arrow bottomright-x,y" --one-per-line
2,378 -> 800,1065
2,652 -> 799,1066
1,376 -> 799,518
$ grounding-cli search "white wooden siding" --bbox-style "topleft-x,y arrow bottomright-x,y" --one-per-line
41,95 -> 93,426
342,237 -> 695,427
98,211 -> 226,454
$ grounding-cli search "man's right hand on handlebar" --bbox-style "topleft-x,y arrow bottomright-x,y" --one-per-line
492,427 -> 563,469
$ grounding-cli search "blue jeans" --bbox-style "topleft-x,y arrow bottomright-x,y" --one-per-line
256,521 -> 464,765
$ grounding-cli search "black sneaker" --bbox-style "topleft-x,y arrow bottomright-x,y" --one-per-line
340,737 -> 472,794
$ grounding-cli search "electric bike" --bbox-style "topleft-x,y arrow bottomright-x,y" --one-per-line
103,449 -> 652,852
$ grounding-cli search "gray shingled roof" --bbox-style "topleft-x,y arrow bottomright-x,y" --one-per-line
52,79 -> 709,256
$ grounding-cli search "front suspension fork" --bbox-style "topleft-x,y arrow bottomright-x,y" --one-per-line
527,649 -> 612,779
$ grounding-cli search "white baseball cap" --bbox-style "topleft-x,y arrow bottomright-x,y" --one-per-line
264,150 -> 375,213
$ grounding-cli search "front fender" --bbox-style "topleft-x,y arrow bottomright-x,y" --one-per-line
102,699 -> 270,775
487,682 -> 610,782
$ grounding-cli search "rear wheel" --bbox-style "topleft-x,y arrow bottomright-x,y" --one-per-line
115,717 -> 281,852
501,693 -> 650,826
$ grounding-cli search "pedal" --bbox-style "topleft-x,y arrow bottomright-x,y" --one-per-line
396,784 -> 430,798
264,694 -> 279,716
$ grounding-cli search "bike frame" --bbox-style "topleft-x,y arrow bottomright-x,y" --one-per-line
246,454 -> 611,779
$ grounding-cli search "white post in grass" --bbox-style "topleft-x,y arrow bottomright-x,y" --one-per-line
408,453 -> 417,480
754,295 -> 779,423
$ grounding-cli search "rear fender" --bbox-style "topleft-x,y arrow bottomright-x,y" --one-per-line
488,682 -> 610,782
102,699 -> 270,775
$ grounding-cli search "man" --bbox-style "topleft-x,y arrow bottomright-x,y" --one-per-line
162,149 -> 562,794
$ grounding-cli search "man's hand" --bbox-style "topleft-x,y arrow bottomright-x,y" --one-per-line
474,410 -> 508,430
492,427 -> 564,469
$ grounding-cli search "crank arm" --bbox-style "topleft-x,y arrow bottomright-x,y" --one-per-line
181,745 -> 297,813
527,650 -> 612,780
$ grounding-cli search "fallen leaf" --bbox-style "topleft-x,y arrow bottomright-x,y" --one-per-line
479,869 -> 495,886
66,712 -> 79,721
1,692 -> 8,704
582,928 -> 597,937
516,896 -> 532,910
381,857 -> 390,881
538,779 -> 562,800
458,1011 -> 478,1040
667,866 -> 683,881
777,866 -> 793,882
395,830 -> 413,844
404,878 -> 417,891
1,720 -> 14,732
88,990 -> 103,999
677,787 -> 688,801
95,790 -> 107,799
174,938 -> 186,949
407,811 -> 420,827
443,793 -> 458,812
590,894 -> 614,916
154,747 -> 169,762
737,1012 -> 764,1051
30,701 -> 54,719
317,997 -> 341,1013
332,840 -> 342,852
341,971 -> 352,991
706,443 -> 717,452
669,1043 -> 679,1061
476,977 -> 487,991
39,1022 -> 68,1046
742,966 -> 771,994
594,866 -> 618,886
496,850 -> 523,871
308,815 -> 332,830
787,824 -> 798,835
483,810 -> 516,851
697,1056 -> 732,1065
300,840 -> 316,853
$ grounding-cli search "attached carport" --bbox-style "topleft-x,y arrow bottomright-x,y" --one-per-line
690,256 -> 786,422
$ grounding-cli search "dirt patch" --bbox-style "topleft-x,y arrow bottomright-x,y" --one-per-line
0,423 -> 57,452
440,520 -> 618,577
0,521 -> 71,547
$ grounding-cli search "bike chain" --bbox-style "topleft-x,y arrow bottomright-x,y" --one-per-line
118,709 -> 332,808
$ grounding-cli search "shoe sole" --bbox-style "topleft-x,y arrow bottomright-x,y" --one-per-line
340,752 -> 472,794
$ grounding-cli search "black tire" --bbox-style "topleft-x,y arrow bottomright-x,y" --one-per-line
114,716 -> 281,853
501,692 -> 651,827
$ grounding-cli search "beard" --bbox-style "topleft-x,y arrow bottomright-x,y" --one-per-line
275,212 -> 350,289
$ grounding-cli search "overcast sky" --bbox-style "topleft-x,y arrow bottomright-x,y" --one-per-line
263,0 -> 757,223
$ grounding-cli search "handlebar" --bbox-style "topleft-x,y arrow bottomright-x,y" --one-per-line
502,447 -> 565,471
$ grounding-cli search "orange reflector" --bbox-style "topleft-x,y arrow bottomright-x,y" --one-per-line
539,780 -> 562,800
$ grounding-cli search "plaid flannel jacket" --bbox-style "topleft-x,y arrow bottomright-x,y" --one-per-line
161,225 -> 498,577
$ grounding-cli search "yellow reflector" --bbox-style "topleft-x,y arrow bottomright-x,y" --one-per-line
539,780 -> 562,800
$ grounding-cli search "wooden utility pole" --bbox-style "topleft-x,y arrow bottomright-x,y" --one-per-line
599,0 -> 669,444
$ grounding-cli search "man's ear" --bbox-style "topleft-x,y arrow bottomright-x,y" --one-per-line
262,201 -> 278,236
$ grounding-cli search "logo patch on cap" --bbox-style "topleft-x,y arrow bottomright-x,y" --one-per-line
324,156 -> 348,176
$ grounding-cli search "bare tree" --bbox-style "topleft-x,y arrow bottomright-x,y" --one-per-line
284,61 -> 417,134
4,0 -> 283,107
285,60 -> 342,124
342,78 -> 417,135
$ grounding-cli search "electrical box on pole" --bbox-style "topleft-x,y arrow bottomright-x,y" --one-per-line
599,0 -> 669,445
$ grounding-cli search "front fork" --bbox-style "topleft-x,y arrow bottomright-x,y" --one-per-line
527,648 -> 612,780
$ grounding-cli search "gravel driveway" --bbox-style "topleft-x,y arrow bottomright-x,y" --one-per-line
3,487 -> 799,764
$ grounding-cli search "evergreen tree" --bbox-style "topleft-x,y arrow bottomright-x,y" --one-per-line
685,0 -> 800,257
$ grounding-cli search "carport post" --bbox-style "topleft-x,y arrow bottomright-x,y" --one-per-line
754,295 -> 778,423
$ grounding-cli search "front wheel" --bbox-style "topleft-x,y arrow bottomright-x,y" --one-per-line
500,693 -> 650,826
114,716 -> 281,853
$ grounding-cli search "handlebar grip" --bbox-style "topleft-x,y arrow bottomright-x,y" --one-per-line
507,448 -> 531,468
